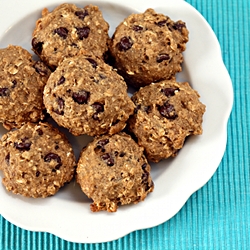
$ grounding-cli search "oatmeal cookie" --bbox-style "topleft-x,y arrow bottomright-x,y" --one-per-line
0,122 -> 76,198
76,132 -> 154,212
109,8 -> 189,88
0,45 -> 50,130
32,3 -> 110,69
43,51 -> 135,136
128,79 -> 206,162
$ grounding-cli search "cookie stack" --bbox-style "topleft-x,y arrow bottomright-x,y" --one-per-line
0,3 -> 205,212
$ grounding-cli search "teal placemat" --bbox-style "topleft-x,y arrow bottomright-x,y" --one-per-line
1,0 -> 249,249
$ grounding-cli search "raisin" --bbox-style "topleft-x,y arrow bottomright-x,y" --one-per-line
36,171 -> 40,177
14,138 -> 31,151
119,152 -> 125,157
57,76 -> 65,85
57,98 -> 64,110
134,104 -> 141,114
142,163 -> 147,170
53,98 -> 64,115
44,153 -> 62,171
44,153 -> 61,163
76,27 -> 90,40
97,139 -> 109,148
158,102 -> 177,119
101,153 -> 114,166
12,80 -> 17,88
36,129 -> 43,135
72,90 -> 90,104
156,54 -> 170,63
75,10 -> 88,20
0,88 -> 9,97
142,172 -> 149,183
86,58 -> 97,68
32,38 -> 43,54
161,88 -> 179,97
144,106 -> 151,114
133,25 -> 143,32
172,21 -> 186,31
117,36 -> 133,51
92,103 -> 104,112
92,102 -> 104,120
54,27 -> 68,39
155,20 -> 167,27
5,153 -> 10,165
33,61 -> 48,76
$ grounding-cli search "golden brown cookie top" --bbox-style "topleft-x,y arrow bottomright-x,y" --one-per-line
43,51 -> 135,136
0,122 -> 76,198
76,132 -> 154,212
128,79 -> 206,162
0,45 -> 50,130
32,3 -> 110,69
109,8 -> 189,88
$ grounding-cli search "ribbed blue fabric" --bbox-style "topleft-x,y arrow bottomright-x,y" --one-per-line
1,0 -> 249,249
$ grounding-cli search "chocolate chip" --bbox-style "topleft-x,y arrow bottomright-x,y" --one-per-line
44,153 -> 61,164
72,90 -> 90,104
0,88 -> 9,97
14,138 -> 31,151
33,61 -> 48,76
5,153 -> 10,165
156,54 -> 170,63
155,20 -> 167,27
55,145 -> 59,150
36,171 -> 40,177
75,10 -> 88,20
57,76 -> 65,85
101,153 -> 114,166
158,102 -> 177,119
133,25 -> 143,32
161,88 -> 179,97
32,38 -> 43,54
36,129 -> 43,136
172,21 -> 186,31
117,36 -> 133,51
86,58 -> 97,68
54,27 -> 68,39
76,27 -> 90,40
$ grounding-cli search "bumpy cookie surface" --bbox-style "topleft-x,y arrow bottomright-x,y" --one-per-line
76,133 -> 154,212
128,79 -> 206,162
0,122 -> 76,198
109,8 -> 189,88
43,52 -> 135,136
32,3 -> 109,69
0,45 -> 50,130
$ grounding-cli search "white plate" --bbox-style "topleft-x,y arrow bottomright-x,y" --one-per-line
0,0 -> 233,243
